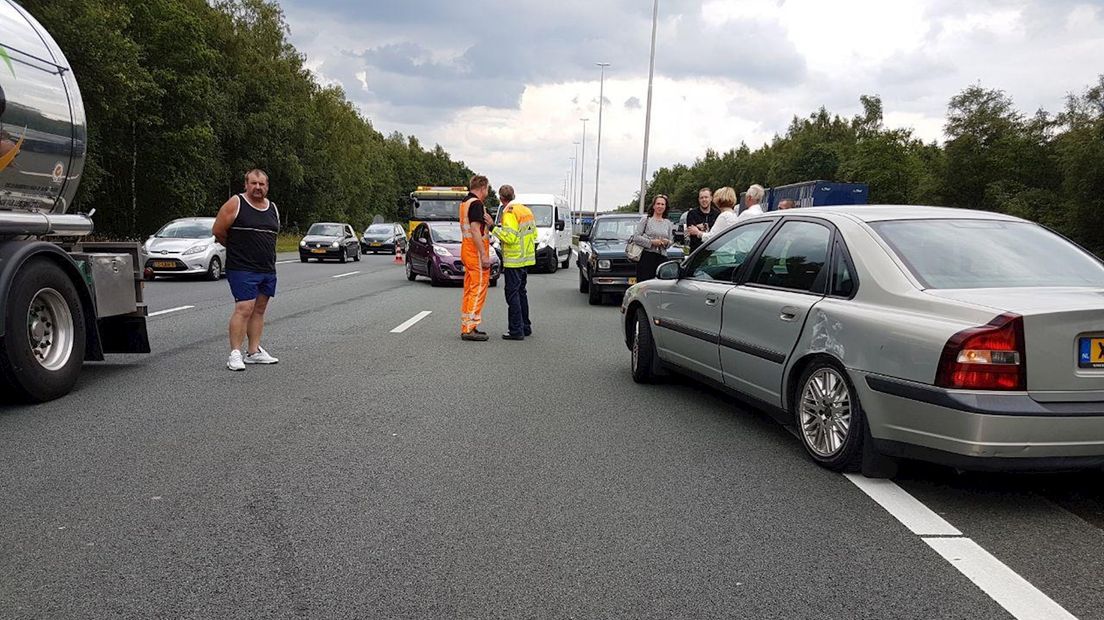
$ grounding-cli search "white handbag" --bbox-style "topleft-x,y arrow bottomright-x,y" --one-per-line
626,242 -> 643,262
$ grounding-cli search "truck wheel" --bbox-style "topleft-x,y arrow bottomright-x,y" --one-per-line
0,259 -> 87,403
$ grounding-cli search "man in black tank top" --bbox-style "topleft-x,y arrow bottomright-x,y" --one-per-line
213,169 -> 281,371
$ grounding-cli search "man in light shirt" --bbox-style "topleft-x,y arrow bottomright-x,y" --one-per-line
738,184 -> 765,220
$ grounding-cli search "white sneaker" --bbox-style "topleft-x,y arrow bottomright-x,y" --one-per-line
227,349 -> 245,371
244,347 -> 279,364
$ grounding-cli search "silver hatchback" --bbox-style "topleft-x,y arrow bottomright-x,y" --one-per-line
143,217 -> 226,280
622,206 -> 1104,473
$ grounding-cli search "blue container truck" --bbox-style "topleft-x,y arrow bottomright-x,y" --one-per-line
763,180 -> 869,211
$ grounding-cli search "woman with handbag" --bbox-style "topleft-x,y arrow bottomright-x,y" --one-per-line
629,194 -> 674,282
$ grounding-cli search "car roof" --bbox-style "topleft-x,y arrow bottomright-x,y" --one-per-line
311,222 -> 350,226
426,220 -> 459,226
513,193 -> 561,203
769,205 -> 1025,224
595,213 -> 640,220
167,217 -> 215,223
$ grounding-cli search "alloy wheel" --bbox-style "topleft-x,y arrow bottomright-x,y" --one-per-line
799,367 -> 852,457
26,288 -> 75,371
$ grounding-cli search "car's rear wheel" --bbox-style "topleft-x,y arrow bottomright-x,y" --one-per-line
630,310 -> 660,383
795,361 -> 865,471
579,269 -> 589,293
206,256 -> 222,281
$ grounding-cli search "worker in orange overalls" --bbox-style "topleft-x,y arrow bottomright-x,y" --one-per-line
459,174 -> 493,341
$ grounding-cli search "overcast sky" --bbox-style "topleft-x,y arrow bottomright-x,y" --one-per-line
280,0 -> 1104,210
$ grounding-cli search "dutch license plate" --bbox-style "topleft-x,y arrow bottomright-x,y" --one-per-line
152,261 -> 175,268
371,242 -> 381,247
1078,337 -> 1104,369
628,277 -> 637,285
311,249 -> 326,254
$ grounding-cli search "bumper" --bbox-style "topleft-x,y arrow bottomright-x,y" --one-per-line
300,248 -> 343,259
434,258 -> 501,282
145,257 -> 210,275
362,242 -> 395,252
856,372 -> 1104,467
589,274 -> 636,294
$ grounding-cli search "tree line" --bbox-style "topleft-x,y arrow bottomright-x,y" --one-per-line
23,0 -> 474,238
623,78 -> 1104,256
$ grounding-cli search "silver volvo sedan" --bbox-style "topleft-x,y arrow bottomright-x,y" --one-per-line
621,206 -> 1104,473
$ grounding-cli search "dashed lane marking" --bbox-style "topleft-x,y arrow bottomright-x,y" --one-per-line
845,474 -> 1077,619
148,305 -> 194,317
331,271 -> 360,279
390,311 -> 432,333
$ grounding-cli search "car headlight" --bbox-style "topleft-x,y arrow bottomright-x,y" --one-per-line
299,240 -> 306,247
432,245 -> 450,257
598,259 -> 611,270
183,244 -> 208,255
330,241 -> 339,248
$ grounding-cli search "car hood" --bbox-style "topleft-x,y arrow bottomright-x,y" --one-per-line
303,235 -> 340,243
590,239 -> 630,255
147,237 -> 214,252
924,287 -> 1104,315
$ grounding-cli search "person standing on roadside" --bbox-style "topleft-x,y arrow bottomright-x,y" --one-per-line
778,199 -> 796,210
738,184 -> 766,220
684,187 -> 718,252
491,184 -> 537,341
460,175 -> 493,341
630,194 -> 675,282
213,169 -> 280,371
697,187 -> 740,243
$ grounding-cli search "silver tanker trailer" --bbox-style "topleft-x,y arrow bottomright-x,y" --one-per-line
0,0 -> 149,403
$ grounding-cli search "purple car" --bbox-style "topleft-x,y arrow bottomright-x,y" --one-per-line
405,221 -> 500,287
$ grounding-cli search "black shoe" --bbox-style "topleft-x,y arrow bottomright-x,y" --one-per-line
523,330 -> 532,337
501,333 -> 525,341
461,332 -> 489,342
473,329 -> 487,336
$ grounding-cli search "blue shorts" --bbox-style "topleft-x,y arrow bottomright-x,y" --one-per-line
226,270 -> 277,302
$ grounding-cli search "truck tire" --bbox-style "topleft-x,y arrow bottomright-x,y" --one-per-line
0,259 -> 87,403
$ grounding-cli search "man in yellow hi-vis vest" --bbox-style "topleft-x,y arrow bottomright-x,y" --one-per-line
491,185 -> 537,340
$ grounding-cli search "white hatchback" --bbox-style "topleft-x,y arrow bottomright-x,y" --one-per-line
143,217 -> 226,280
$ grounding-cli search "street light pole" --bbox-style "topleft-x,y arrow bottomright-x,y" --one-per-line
578,118 -> 589,221
568,155 -> 576,213
572,141 -> 580,213
593,62 -> 610,223
638,0 -> 659,214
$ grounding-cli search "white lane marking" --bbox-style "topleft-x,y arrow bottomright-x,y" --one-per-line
331,271 -> 361,279
148,305 -> 194,317
846,474 -> 1078,620
390,310 -> 432,333
924,537 -> 1078,620
844,474 -> 961,536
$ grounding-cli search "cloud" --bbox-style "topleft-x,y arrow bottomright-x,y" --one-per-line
625,97 -> 641,109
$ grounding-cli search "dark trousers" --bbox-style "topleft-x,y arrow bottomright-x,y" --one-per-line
504,267 -> 531,336
636,250 -> 666,282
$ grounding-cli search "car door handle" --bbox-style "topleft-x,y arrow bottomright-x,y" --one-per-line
705,295 -> 719,306
779,306 -> 799,321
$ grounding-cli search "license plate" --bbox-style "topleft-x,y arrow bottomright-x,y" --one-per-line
1079,337 -> 1104,368
628,277 -> 637,285
371,242 -> 381,246
152,261 -> 175,268
311,249 -> 326,254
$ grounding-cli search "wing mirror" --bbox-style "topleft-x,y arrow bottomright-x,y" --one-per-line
555,220 -> 565,231
578,233 -> 590,242
656,260 -> 681,281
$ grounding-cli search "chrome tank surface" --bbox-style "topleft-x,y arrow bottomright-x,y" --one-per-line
0,0 -> 86,216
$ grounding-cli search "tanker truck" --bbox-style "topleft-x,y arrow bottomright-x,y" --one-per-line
0,0 -> 149,403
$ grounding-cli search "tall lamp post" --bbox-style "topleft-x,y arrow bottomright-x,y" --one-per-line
578,118 -> 589,220
572,141 -> 579,212
638,0 -> 659,214
592,62 -> 610,223
568,155 -> 577,212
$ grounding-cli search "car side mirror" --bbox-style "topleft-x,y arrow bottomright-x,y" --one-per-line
556,220 -> 565,231
656,260 -> 681,280
578,233 -> 590,242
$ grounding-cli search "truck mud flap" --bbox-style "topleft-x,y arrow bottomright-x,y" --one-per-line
96,314 -> 151,354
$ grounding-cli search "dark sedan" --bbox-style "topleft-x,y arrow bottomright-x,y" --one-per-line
361,222 -> 407,254
299,222 -> 361,263
578,214 -> 684,305
406,221 -> 500,287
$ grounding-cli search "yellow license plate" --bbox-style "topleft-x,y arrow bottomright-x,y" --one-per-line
370,242 -> 381,246
1081,337 -> 1104,368
311,249 -> 326,254
628,277 -> 637,285
152,261 -> 175,268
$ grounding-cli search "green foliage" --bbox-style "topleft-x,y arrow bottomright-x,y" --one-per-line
625,82 -> 1104,256
21,0 -> 474,238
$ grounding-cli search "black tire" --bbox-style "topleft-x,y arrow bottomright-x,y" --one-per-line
588,281 -> 602,305
300,255 -> 308,263
0,259 -> 87,403
490,277 -> 498,288
429,264 -> 444,287
630,309 -> 660,383
339,248 -> 348,263
547,253 -> 558,274
405,258 -> 417,281
391,247 -> 397,255
793,360 -> 865,472
579,269 -> 589,293
561,253 -> 570,269
353,247 -> 360,262
206,256 -> 222,281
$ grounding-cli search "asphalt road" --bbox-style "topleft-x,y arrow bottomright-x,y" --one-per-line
1,252 -> 1102,619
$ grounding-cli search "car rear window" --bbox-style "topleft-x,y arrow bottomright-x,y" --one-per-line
870,219 -> 1104,289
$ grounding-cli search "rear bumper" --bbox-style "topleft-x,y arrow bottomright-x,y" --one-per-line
856,372 -> 1104,466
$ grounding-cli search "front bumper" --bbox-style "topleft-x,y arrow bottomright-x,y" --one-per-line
856,372 -> 1104,469
300,247 -> 344,259
589,273 -> 636,294
434,257 -> 501,282
362,241 -> 396,252
145,255 -> 211,275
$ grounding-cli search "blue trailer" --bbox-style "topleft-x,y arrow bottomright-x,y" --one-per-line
762,181 -> 869,211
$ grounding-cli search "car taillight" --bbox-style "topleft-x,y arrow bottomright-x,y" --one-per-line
936,313 -> 1026,391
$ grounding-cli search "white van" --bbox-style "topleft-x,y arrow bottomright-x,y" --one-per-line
496,193 -> 572,272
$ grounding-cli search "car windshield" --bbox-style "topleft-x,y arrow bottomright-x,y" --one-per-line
526,204 -> 554,228
155,220 -> 212,239
871,219 -> 1104,289
591,219 -> 638,241
413,199 -> 461,220
365,224 -> 392,235
308,224 -> 344,236
429,222 -> 463,243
